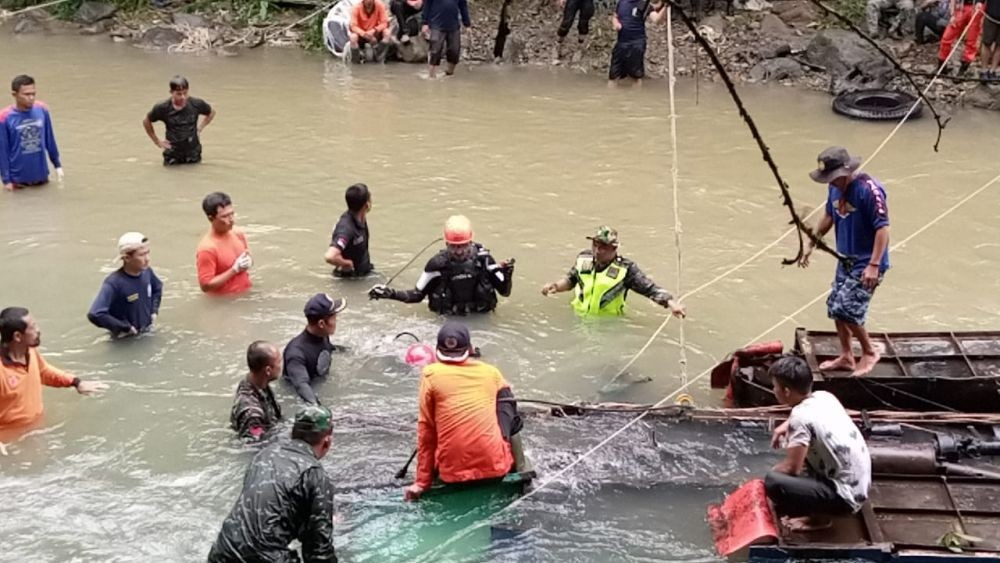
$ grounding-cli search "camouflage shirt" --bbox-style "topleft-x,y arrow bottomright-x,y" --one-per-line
566,251 -> 673,305
208,438 -> 337,562
230,378 -> 283,441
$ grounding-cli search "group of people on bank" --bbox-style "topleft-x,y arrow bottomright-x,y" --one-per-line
871,0 -> 1000,79
2,67 -> 891,559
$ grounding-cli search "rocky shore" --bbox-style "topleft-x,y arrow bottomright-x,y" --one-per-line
5,0 -> 1000,110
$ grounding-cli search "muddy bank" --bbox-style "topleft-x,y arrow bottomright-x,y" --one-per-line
5,0 -> 1000,110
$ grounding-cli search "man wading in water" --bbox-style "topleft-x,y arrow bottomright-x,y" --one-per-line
142,76 -> 215,165
799,147 -> 890,376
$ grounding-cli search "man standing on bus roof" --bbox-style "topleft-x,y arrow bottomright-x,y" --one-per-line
799,146 -> 889,377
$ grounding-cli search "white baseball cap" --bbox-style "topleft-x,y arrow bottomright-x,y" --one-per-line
117,232 -> 148,257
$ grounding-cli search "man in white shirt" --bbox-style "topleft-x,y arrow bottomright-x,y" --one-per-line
766,356 -> 871,530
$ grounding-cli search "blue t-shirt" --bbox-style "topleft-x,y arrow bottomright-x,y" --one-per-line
616,0 -> 647,43
0,102 -> 61,185
825,174 -> 890,278
422,0 -> 470,32
87,268 -> 163,336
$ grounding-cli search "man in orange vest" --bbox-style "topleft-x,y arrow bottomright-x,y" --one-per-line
404,322 -> 528,500
1,306 -> 108,430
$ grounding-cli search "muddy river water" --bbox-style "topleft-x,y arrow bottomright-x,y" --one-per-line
1,32 -> 999,562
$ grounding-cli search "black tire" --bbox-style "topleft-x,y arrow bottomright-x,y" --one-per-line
832,89 -> 923,121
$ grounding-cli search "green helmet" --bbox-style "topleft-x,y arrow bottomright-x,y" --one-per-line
294,405 -> 333,433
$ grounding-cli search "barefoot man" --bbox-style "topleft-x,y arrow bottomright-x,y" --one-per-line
765,356 -> 871,531
800,147 -> 890,376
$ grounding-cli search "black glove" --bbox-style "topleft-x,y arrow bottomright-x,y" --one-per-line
368,284 -> 397,300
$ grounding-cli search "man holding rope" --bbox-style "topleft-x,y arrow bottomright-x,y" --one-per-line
800,147 -> 890,377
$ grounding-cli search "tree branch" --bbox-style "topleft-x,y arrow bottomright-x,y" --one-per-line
665,1 -> 850,268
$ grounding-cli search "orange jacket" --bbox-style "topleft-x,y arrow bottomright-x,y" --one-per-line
0,348 -> 75,428
350,0 -> 389,35
415,360 -> 514,489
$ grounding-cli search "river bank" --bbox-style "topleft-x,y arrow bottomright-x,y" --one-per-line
4,0 -> 1000,111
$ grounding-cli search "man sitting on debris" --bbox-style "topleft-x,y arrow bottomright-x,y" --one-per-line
765,356 -> 872,531
866,0 -> 915,38
350,0 -> 392,63
915,0 -> 950,43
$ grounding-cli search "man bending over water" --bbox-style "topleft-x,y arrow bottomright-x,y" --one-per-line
766,356 -> 871,531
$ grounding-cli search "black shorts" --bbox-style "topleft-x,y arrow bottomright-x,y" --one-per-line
163,139 -> 202,165
983,17 -> 1000,47
429,28 -> 461,66
357,29 -> 386,45
609,39 -> 646,80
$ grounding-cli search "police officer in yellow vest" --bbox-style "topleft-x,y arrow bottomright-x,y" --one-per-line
541,226 -> 686,318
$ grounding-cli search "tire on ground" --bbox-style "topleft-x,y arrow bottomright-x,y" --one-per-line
832,90 -> 923,121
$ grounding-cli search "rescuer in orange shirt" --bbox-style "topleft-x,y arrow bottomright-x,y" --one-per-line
404,321 -> 528,501
0,306 -> 108,430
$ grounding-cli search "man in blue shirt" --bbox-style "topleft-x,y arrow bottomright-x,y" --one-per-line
87,232 -> 163,338
608,0 -> 667,86
799,147 -> 890,376
421,0 -> 471,77
1,75 -> 62,191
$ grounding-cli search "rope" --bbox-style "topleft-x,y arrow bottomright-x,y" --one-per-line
859,4 -> 981,166
667,6 -> 688,389
411,168 -> 1000,563
0,0 -> 71,19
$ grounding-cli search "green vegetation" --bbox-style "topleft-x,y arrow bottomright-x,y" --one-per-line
831,0 -> 866,26
300,11 -> 325,51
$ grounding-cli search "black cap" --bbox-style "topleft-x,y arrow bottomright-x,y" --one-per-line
304,293 -> 347,320
436,321 -> 472,363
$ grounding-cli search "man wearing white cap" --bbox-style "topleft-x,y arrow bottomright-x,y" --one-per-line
87,232 -> 163,338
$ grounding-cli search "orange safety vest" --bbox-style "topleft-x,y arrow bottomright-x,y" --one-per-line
414,360 -> 514,489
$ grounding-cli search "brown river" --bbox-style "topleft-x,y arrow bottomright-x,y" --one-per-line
1,31 -> 999,562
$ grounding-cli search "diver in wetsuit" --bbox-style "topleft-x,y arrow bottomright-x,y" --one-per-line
368,215 -> 514,314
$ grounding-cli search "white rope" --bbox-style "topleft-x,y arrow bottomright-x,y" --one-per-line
0,0 -> 71,19
666,7 -> 688,387
412,167 -> 1000,563
863,5 -> 981,167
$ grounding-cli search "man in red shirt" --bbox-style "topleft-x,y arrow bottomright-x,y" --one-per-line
350,0 -> 392,63
404,322 -> 527,501
196,191 -> 253,296
0,307 -> 107,431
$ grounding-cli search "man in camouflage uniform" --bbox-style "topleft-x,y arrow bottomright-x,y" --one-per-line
867,0 -> 915,38
230,340 -> 283,442
540,226 -> 687,318
209,406 -> 338,563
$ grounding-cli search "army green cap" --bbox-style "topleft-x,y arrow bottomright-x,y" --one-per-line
294,405 -> 333,433
587,226 -> 619,246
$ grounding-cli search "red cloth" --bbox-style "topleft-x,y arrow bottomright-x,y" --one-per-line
414,360 -> 514,490
939,4 -> 984,63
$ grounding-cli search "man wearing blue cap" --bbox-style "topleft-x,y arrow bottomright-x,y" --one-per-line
283,294 -> 347,404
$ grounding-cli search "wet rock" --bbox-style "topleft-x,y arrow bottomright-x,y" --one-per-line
760,42 -> 792,58
759,13 -> 792,36
772,0 -> 818,26
12,14 -> 48,34
700,14 -> 727,34
137,26 -> 186,49
80,19 -> 111,35
396,35 -> 429,63
806,29 -> 894,94
74,1 -> 117,24
749,57 -> 804,81
173,13 -> 210,28
961,84 -> 1000,111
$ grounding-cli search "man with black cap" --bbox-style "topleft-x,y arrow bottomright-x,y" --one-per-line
283,294 -> 347,404
230,340 -> 283,442
800,146 -> 890,376
541,226 -> 686,318
209,405 -> 337,562
404,321 -> 529,501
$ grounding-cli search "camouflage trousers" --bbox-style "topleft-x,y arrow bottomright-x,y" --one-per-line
866,0 -> 915,36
